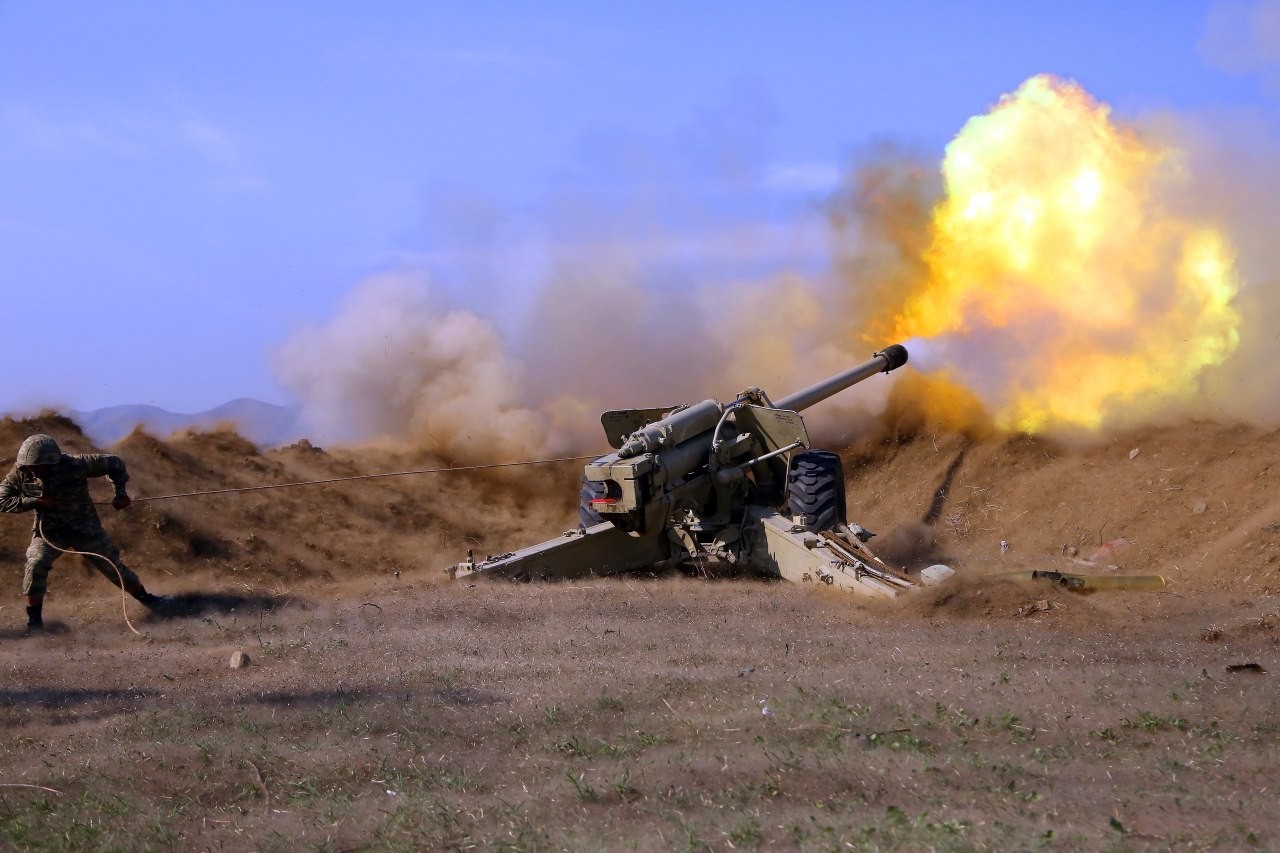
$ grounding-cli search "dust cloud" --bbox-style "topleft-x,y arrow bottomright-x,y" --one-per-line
1178,0 -> 1280,424
274,272 -> 556,460
276,252 -> 881,459
518,263 -> 878,446
1152,111 -> 1280,425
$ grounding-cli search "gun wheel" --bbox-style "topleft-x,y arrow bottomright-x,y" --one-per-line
787,450 -> 847,532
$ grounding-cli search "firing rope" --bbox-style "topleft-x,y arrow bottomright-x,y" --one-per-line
36,516 -> 141,636
95,453 -> 603,505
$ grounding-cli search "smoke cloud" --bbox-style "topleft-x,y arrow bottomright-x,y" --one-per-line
1153,109 -> 1280,423
275,254 -> 886,459
1199,0 -> 1280,84
277,71 -> 1280,456
274,272 -> 555,460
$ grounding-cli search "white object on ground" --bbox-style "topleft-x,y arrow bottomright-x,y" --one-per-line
921,564 -> 956,586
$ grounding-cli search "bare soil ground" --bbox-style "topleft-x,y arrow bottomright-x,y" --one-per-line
0,412 -> 1276,851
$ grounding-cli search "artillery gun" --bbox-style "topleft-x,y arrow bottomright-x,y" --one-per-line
450,344 -> 941,597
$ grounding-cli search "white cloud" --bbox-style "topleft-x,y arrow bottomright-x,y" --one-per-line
761,161 -> 841,194
0,104 -> 150,159
179,113 -> 239,166
1,100 -> 263,193
173,107 -> 265,193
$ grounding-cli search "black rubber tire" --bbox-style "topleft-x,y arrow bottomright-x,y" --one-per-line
787,450 -> 847,532
578,459 -> 608,527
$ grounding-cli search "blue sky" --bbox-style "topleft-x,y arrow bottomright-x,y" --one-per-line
1,1 -> 1275,414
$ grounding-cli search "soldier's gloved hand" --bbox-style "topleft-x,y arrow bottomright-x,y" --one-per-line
34,497 -> 58,511
112,493 -> 132,511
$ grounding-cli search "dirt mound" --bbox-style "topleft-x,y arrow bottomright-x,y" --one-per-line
0,415 -> 581,600
842,419 -> 1280,596
895,573 -> 1110,624
0,411 -> 93,465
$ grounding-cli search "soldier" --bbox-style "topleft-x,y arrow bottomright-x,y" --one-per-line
0,434 -> 168,631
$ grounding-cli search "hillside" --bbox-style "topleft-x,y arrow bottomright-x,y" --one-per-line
1,409 -> 1277,600
842,419 -> 1280,595
0,412 -> 579,597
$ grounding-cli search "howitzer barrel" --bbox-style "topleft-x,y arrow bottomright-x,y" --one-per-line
775,344 -> 909,412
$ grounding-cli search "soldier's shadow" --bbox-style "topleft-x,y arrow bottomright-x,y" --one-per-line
142,592 -> 295,622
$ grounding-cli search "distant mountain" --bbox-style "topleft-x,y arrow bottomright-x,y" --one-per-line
71,398 -> 307,447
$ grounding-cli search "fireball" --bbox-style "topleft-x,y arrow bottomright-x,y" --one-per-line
888,74 -> 1241,432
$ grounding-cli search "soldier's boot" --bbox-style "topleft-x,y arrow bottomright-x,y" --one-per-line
126,584 -> 171,610
24,595 -> 44,632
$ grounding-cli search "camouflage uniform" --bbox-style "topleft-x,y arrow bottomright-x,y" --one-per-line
0,436 -> 155,619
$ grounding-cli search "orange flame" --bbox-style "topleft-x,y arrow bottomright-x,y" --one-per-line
885,74 -> 1241,433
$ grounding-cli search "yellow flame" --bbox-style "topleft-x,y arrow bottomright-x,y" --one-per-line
889,74 -> 1241,432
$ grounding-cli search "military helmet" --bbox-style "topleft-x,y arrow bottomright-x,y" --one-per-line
17,434 -> 62,467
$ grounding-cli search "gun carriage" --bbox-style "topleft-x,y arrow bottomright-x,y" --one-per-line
450,344 -> 947,597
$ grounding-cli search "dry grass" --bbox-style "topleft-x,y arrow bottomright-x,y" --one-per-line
0,578 -> 1275,851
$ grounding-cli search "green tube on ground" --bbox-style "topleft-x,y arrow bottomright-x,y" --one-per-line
1071,574 -> 1165,592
